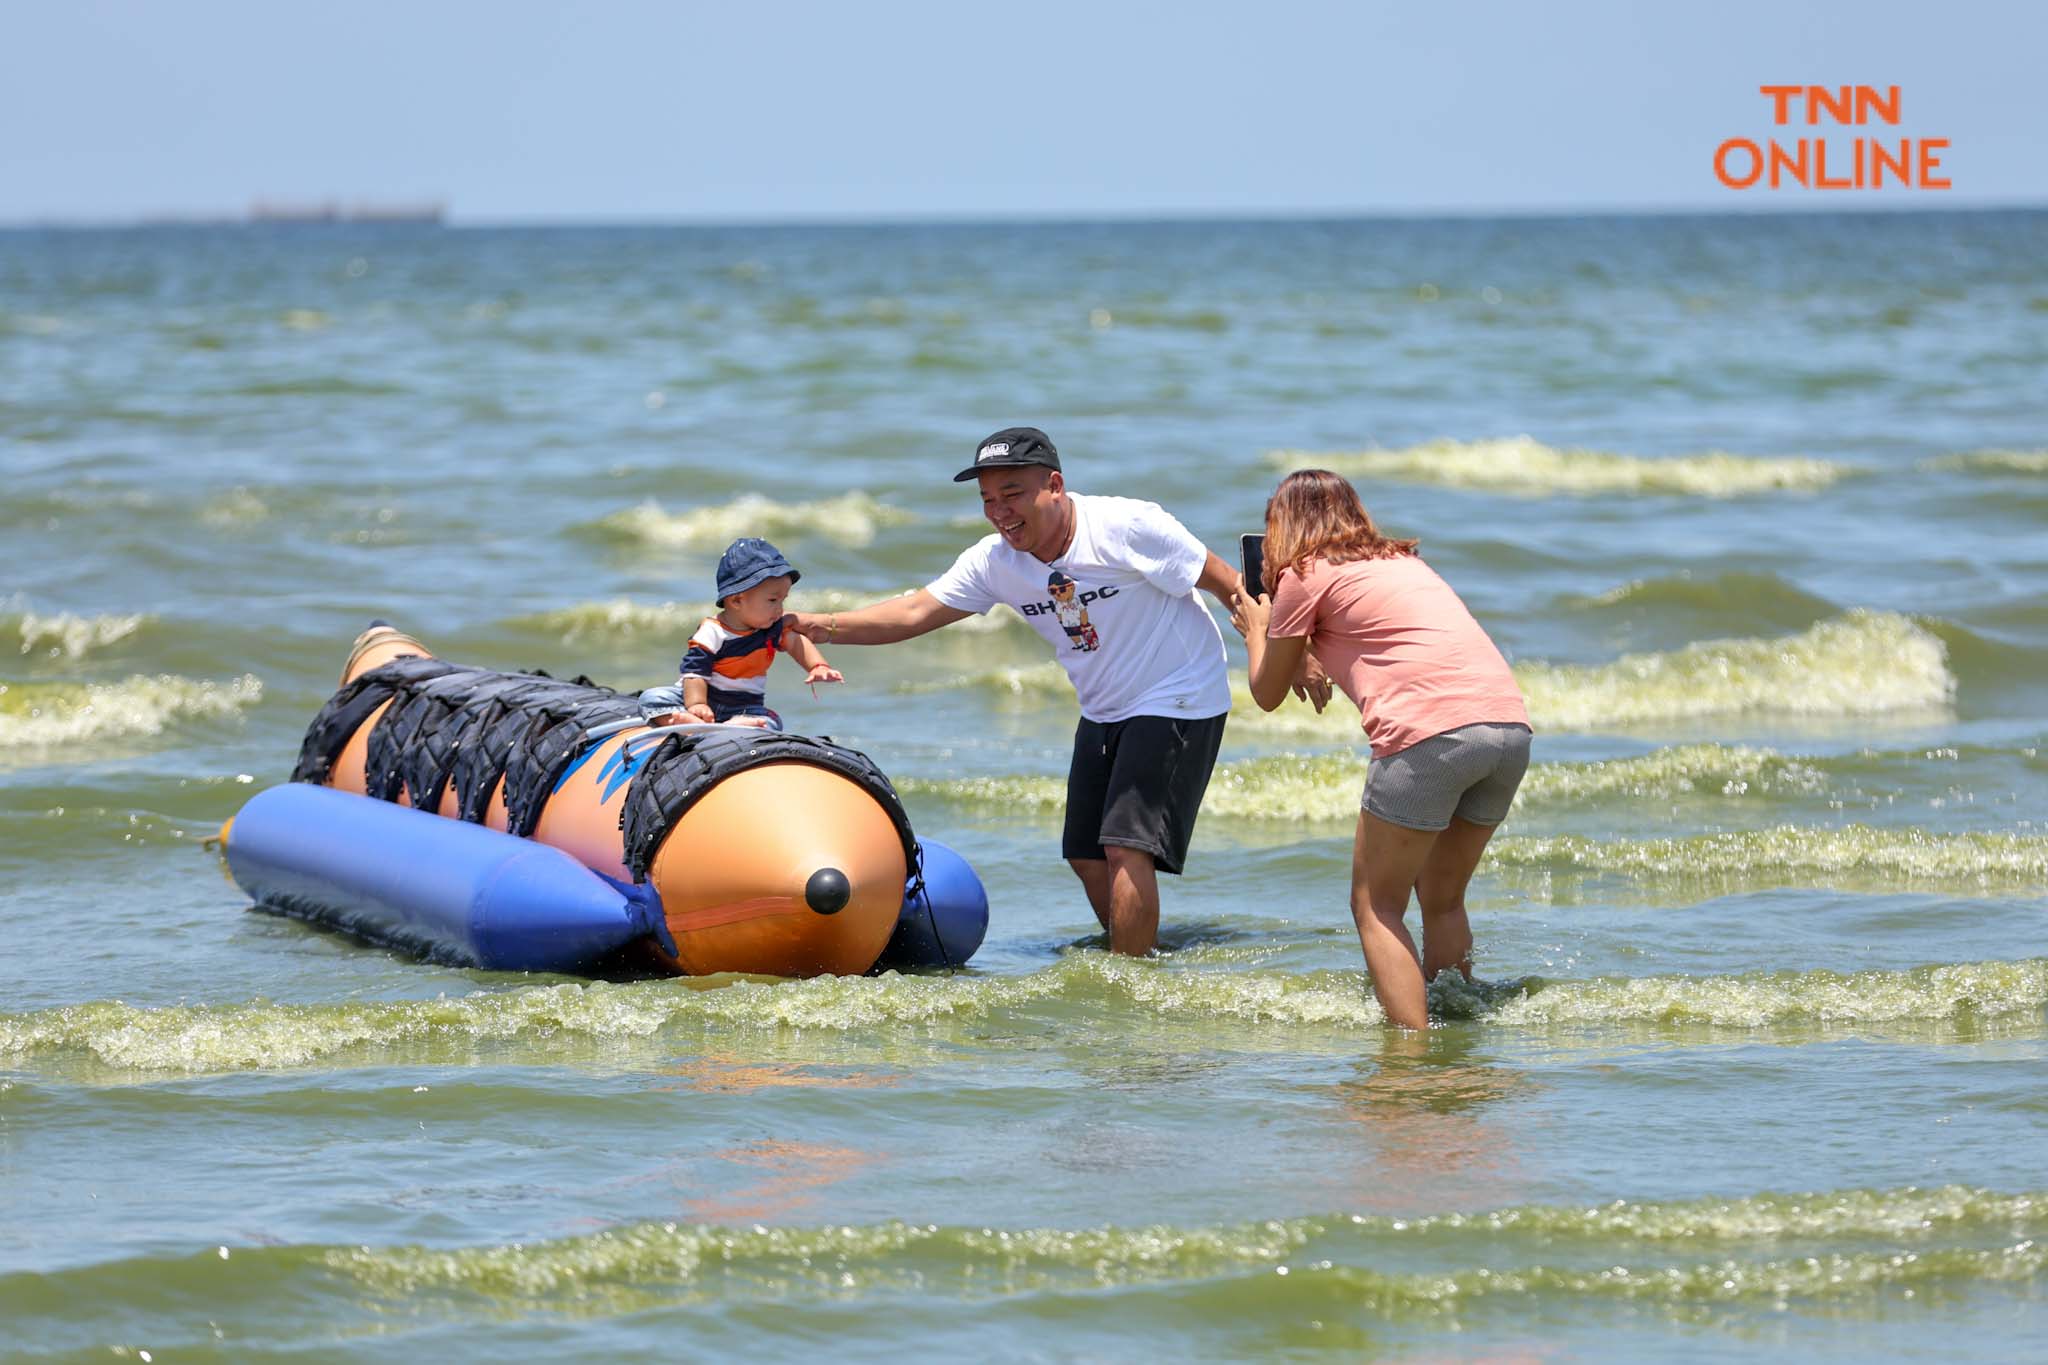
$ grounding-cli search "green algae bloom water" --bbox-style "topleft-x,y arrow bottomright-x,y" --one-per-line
3,214 -> 2046,1359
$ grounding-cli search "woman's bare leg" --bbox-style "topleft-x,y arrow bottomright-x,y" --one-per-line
1351,812 -> 1441,1029
1412,817 -> 1500,982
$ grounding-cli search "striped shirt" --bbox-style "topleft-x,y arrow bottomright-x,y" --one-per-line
679,616 -> 786,704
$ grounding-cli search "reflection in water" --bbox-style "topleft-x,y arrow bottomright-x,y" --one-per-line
654,1053 -> 903,1094
633,1055 -> 892,1222
1327,1028 -> 1537,1215
681,1139 -> 876,1223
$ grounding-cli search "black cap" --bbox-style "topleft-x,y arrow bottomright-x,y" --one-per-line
952,426 -> 1062,482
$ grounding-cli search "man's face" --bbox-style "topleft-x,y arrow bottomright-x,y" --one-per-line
978,467 -> 1063,556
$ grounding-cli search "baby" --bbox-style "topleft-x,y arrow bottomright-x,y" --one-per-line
639,537 -> 841,730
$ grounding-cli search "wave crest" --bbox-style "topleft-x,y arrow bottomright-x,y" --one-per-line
11,1187 -> 2038,1324
1515,610 -> 1953,727
1266,437 -> 1851,498
0,673 -> 263,749
1564,570 -> 1836,628
1488,825 -> 2048,888
1499,958 -> 2048,1027
586,493 -> 914,550
10,611 -> 150,661
923,613 -> 1951,732
1924,448 -> 2048,476
318,1182 -> 2048,1306
907,744 -> 1827,826
7,955 -> 2043,1074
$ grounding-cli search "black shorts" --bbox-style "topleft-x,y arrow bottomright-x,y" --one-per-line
1062,712 -> 1227,876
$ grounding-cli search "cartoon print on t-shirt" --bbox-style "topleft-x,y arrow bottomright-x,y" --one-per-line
1047,571 -> 1099,652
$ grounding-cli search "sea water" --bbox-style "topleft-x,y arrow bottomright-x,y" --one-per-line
2,212 -> 2045,1360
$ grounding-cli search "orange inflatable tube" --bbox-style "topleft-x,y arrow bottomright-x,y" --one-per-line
318,625 -> 906,977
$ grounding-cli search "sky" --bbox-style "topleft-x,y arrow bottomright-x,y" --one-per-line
4,0 -> 2044,223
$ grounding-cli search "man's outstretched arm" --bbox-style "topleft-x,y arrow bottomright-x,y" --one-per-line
1194,549 -> 1240,606
786,589 -> 971,646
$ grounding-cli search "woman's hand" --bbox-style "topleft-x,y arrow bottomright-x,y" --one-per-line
1228,588 -> 1271,641
1293,653 -> 1332,712
1233,586 -> 1311,714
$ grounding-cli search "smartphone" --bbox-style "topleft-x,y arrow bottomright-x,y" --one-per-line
1238,533 -> 1267,599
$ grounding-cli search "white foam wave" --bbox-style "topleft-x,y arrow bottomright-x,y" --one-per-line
1515,610 -> 1953,727
1267,436 -> 1851,498
923,611 -> 1951,732
1924,449 -> 2048,476
1487,825 -> 2048,887
13,611 -> 150,660
0,674 -> 264,749
594,493 -> 914,550
906,743 -> 1826,825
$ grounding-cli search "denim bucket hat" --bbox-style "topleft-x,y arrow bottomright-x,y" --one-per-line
715,537 -> 801,603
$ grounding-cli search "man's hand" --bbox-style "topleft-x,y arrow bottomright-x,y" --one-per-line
1293,653 -> 1332,713
784,611 -> 828,641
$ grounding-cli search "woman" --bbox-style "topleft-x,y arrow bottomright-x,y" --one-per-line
1229,470 -> 1530,1029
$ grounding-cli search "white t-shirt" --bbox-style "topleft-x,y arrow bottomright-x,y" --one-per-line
927,492 -> 1232,723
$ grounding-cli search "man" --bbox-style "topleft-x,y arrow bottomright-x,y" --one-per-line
787,426 -> 1292,956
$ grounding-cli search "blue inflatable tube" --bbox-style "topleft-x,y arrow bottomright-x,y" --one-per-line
224,783 -> 666,972
875,838 -> 990,971
224,784 -> 989,974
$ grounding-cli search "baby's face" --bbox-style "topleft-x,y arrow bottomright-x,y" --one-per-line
723,575 -> 793,630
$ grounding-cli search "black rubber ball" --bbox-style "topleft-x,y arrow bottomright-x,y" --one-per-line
804,867 -> 851,915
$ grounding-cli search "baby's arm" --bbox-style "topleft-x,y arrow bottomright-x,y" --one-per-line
678,675 -> 718,723
673,632 -> 722,724
783,629 -> 843,684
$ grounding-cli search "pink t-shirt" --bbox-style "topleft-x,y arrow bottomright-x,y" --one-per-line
1268,554 -> 1529,758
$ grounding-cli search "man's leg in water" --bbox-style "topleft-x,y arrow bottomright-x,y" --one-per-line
1063,716 -> 1117,941
1065,849 -> 1163,955
1069,857 -> 1113,928
1062,714 -> 1214,957
1101,844 -> 1160,955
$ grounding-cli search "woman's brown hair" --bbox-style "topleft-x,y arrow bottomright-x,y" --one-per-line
1264,468 -> 1418,586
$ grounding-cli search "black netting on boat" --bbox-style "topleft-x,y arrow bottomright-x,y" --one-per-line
294,660 -> 910,868
289,655 -> 461,785
395,670 -> 532,815
500,692 -> 642,837
618,728 -> 916,884
295,660 -> 632,834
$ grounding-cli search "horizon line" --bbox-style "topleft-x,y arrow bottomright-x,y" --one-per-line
3,198 -> 2045,231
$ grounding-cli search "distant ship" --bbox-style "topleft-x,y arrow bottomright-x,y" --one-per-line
247,200 -> 445,225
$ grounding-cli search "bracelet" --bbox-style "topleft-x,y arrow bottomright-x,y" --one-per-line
828,613 -> 839,639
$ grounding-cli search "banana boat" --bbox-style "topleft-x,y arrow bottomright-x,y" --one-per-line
219,624 -> 987,976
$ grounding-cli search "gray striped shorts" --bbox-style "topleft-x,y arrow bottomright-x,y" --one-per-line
1363,722 -> 1532,832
